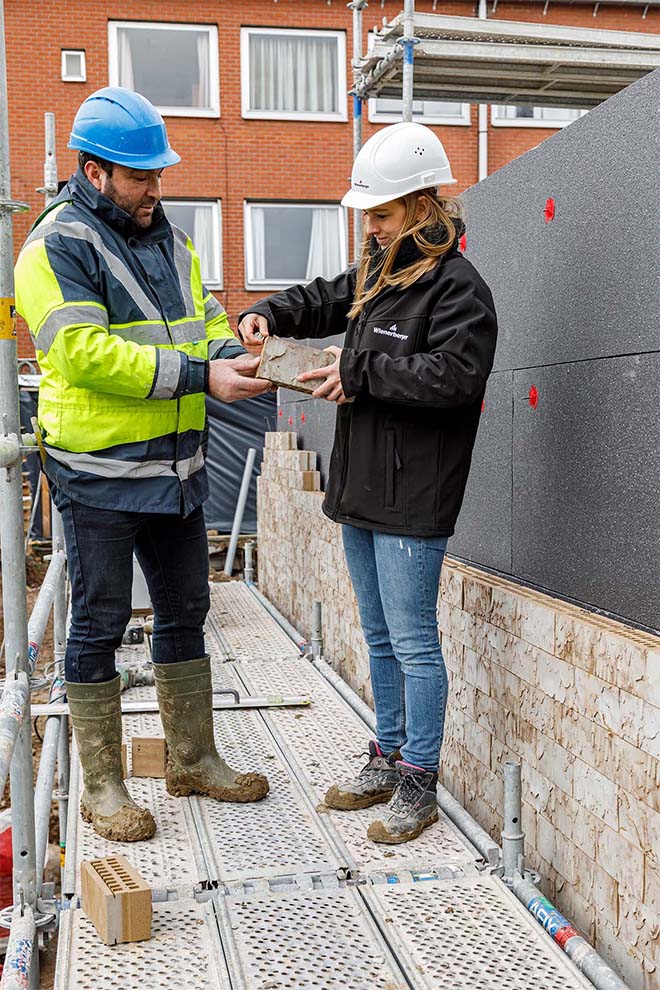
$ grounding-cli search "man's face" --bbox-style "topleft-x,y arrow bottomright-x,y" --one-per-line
87,162 -> 164,228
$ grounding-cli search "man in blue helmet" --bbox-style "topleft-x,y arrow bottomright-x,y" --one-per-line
14,88 -> 271,843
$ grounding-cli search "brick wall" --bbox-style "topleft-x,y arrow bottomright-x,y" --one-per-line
258,431 -> 660,990
5,0 -> 656,357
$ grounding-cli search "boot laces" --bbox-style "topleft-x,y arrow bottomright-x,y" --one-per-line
390,771 -> 426,814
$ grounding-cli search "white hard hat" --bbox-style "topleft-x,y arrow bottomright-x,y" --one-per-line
342,121 -> 456,211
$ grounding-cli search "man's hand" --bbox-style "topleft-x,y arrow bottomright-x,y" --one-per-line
208,354 -> 274,403
237,313 -> 270,351
297,346 -> 349,404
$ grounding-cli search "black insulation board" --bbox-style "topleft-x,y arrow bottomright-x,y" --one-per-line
277,69 -> 660,629
449,371 -> 513,575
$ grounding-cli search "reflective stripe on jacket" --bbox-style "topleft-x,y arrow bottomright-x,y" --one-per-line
14,170 -> 233,515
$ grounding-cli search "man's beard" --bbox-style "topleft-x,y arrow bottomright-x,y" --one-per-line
103,178 -> 155,228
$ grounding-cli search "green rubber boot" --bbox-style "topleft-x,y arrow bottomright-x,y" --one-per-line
66,676 -> 156,842
153,657 -> 269,803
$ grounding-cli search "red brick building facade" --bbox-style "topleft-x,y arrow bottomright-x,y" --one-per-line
5,0 -> 657,357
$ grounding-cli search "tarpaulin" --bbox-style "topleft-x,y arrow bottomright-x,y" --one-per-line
203,393 -> 277,533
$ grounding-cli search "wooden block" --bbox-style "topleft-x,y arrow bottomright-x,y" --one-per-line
121,742 -> 128,779
130,737 -> 167,778
257,336 -> 335,395
81,855 -> 152,945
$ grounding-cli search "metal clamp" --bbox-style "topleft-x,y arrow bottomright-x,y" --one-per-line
0,198 -> 30,214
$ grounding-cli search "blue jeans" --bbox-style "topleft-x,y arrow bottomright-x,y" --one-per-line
341,525 -> 448,771
57,494 -> 210,683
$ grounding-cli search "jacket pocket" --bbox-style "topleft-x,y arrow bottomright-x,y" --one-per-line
384,429 -> 401,509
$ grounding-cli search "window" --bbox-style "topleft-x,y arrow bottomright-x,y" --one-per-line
491,105 -> 587,128
241,27 -> 347,121
244,202 -> 347,290
61,49 -> 86,82
108,21 -> 219,117
369,97 -> 470,126
165,200 -> 223,289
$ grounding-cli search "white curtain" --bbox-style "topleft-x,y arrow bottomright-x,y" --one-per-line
118,30 -> 135,89
306,209 -> 341,280
193,207 -> 214,283
250,208 -> 266,282
250,34 -> 337,113
193,32 -> 210,109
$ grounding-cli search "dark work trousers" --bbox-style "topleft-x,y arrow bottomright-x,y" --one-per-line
56,494 -> 210,683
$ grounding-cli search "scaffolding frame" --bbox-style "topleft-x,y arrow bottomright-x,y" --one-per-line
353,8 -> 660,109
0,3 -> 69,985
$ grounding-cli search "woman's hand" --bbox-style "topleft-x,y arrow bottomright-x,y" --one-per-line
237,313 -> 270,352
297,345 -> 350,404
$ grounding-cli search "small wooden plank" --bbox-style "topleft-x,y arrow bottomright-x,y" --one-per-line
130,737 -> 167,778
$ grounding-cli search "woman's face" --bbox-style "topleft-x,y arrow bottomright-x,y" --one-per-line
363,199 -> 408,249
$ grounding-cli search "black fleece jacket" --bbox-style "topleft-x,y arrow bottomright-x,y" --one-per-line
242,226 -> 497,536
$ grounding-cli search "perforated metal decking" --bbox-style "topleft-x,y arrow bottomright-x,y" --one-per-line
56,582 -> 595,990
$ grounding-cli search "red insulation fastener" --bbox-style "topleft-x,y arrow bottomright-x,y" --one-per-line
529,385 -> 539,409
459,233 -> 467,252
544,198 -> 555,223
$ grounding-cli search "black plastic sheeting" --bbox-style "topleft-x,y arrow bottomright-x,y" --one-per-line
204,392 -> 277,533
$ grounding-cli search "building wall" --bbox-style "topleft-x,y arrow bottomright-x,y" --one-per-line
5,0 -> 657,358
258,432 -> 660,990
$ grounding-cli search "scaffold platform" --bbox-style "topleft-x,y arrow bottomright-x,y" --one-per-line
55,581 -> 596,990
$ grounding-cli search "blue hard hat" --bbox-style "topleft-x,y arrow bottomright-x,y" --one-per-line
68,87 -> 180,170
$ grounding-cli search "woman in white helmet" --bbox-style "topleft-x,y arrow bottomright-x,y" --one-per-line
239,122 -> 497,844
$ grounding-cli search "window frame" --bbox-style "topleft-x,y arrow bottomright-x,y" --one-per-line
368,97 -> 471,126
243,200 -> 348,292
164,198 -> 224,291
61,49 -> 86,83
108,20 -> 220,118
491,105 -> 587,129
240,26 -> 347,122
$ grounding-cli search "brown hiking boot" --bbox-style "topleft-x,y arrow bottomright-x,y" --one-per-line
66,676 -> 156,843
324,741 -> 401,810
154,656 -> 269,803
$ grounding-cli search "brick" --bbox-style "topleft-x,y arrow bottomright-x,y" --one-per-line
613,736 -> 660,815
257,336 -> 336,394
536,650 -> 573,705
264,431 -> 297,451
619,788 -> 660,862
595,824 -> 645,901
535,732 -> 574,796
81,855 -> 151,945
573,758 -> 618,830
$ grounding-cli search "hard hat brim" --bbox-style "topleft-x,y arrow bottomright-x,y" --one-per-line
341,180 -> 457,211
68,136 -> 181,170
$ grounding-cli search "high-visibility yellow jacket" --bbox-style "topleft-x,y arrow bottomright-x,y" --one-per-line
14,170 -> 235,515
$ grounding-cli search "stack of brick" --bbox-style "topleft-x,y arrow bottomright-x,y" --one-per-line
257,431 -> 659,990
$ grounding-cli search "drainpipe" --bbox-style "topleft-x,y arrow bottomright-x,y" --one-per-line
349,1 -> 368,261
478,0 -> 488,181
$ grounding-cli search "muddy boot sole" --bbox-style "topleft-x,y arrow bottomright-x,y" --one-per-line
324,785 -> 395,811
80,798 -> 157,842
166,768 -> 269,803
367,808 -> 439,844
